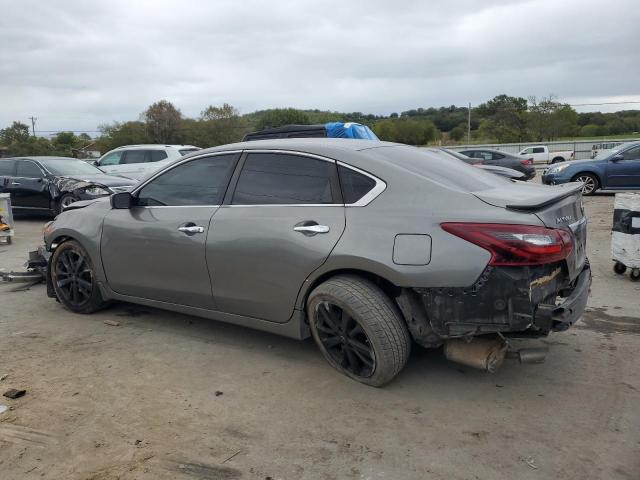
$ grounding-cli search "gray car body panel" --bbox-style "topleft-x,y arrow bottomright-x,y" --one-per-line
44,139 -> 583,340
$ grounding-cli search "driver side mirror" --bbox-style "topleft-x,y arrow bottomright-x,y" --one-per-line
111,192 -> 132,209
611,154 -> 624,162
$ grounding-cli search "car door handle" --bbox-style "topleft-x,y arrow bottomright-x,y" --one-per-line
11,182 -> 20,185
294,225 -> 330,234
178,225 -> 205,234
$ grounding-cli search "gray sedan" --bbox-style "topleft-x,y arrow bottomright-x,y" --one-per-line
43,139 -> 591,386
459,148 -> 537,180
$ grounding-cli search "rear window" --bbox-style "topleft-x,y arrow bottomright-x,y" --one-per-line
367,146 -> 506,192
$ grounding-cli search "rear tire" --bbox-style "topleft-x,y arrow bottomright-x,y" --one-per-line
51,240 -> 107,314
631,269 -> 640,282
572,173 -> 599,195
307,275 -> 411,387
552,157 -> 565,164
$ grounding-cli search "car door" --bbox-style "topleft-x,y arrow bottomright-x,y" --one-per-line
0,160 -> 16,196
8,160 -> 49,209
115,149 -> 153,179
101,152 -> 239,308
206,151 -> 346,323
605,145 -> 640,188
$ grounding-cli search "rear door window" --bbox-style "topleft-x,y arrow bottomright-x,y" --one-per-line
136,154 -> 237,206
232,153 -> 339,205
150,150 -> 168,162
122,150 -> 149,164
622,146 -> 640,160
532,147 -> 545,154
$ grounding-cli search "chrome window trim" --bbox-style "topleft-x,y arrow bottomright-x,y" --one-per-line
130,148 -> 386,208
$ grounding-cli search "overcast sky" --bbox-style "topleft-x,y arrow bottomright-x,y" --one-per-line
1,0 -> 639,134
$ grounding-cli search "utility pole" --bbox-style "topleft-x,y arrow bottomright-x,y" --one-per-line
467,103 -> 471,144
28,116 -> 37,137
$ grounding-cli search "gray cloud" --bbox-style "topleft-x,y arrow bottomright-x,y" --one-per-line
0,0 -> 639,133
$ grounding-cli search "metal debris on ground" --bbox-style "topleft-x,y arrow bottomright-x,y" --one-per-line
103,320 -> 121,327
3,388 -> 26,399
524,456 -> 538,469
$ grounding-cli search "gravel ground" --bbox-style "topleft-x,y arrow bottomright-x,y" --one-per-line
0,193 -> 638,480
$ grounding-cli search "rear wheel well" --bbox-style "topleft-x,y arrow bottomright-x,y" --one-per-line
552,156 -> 565,163
304,269 -> 401,308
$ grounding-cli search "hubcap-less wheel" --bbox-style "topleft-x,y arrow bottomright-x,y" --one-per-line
61,195 -> 77,208
315,301 -> 376,378
575,175 -> 597,195
54,248 -> 93,306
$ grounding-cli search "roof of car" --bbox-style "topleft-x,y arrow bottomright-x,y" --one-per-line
246,124 -> 326,135
0,156 -> 78,161
202,138 -> 397,155
111,144 -> 199,150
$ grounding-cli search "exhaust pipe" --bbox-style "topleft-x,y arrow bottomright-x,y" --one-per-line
506,347 -> 548,364
444,335 -> 508,373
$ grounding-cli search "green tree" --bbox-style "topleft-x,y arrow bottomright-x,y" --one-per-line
0,121 -> 31,145
475,94 -> 528,142
96,121 -> 150,151
255,108 -> 310,130
200,103 -> 239,121
143,100 -> 182,143
527,95 -> 578,141
449,124 -> 466,141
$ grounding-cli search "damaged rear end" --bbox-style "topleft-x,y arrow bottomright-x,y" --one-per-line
403,182 -> 591,370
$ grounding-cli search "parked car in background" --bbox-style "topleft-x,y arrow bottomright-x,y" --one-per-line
591,141 -> 624,158
243,122 -> 378,141
0,156 -> 136,216
458,148 -> 536,180
542,141 -> 640,195
95,144 -> 201,180
43,139 -> 590,386
435,148 -> 525,180
518,145 -> 574,164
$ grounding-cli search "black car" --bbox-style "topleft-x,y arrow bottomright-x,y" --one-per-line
435,148 -> 526,180
0,156 -> 137,216
459,148 -> 536,180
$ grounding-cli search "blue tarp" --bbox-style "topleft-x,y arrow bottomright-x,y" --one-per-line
324,122 -> 378,140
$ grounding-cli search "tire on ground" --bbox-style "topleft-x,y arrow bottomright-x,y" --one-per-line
572,172 -> 599,196
51,239 -> 107,314
307,274 -> 411,387
56,193 -> 78,215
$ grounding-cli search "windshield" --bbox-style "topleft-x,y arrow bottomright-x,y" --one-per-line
39,158 -> 104,176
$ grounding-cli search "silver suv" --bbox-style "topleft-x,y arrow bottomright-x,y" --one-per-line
43,139 -> 590,386
96,144 -> 200,180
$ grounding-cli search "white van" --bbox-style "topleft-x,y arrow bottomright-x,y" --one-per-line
96,144 -> 200,180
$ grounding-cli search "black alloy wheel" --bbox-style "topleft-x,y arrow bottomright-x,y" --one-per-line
315,301 -> 376,378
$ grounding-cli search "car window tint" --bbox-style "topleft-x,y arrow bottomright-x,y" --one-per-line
492,152 -> 505,159
232,153 -> 336,205
16,160 -> 43,177
479,152 -> 492,161
338,166 -> 376,204
622,146 -> 640,160
137,154 -> 236,206
100,151 -> 123,166
150,150 -> 168,162
532,147 -> 545,154
122,150 -> 148,164
0,160 -> 15,175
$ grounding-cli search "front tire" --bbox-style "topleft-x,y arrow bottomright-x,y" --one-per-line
56,193 -> 79,215
51,240 -> 107,314
572,173 -> 599,195
307,275 -> 411,387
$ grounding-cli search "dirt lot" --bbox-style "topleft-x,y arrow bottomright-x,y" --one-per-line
0,193 -> 639,480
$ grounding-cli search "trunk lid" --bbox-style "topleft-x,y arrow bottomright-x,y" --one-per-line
473,182 -> 587,281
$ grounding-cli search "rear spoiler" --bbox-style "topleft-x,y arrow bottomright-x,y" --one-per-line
506,183 -> 583,212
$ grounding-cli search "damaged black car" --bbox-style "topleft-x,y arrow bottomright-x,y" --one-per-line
0,156 -> 137,216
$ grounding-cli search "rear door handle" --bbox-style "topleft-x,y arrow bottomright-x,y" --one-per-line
178,225 -> 205,235
11,182 -> 20,186
294,225 -> 330,235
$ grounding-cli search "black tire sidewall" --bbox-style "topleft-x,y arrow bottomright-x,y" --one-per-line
307,276 -> 410,387
56,194 -> 77,215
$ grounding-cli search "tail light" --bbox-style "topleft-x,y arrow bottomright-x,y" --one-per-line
520,158 -> 533,166
441,223 -> 573,266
